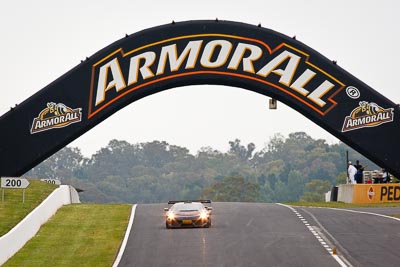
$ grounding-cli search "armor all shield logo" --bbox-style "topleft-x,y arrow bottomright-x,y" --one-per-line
342,101 -> 394,132
30,102 -> 82,134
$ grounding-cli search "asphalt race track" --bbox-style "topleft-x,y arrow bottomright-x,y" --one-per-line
297,206 -> 400,267
116,203 -> 400,267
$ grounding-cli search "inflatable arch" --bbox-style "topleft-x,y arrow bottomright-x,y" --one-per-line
0,20 -> 399,177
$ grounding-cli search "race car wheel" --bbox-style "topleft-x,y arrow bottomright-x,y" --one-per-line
166,222 -> 171,229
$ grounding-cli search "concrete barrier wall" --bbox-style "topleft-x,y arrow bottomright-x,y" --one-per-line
69,185 -> 80,203
0,185 -> 80,265
337,184 -> 354,203
325,191 -> 331,202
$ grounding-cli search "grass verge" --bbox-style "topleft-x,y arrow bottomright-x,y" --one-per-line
3,203 -> 131,267
0,180 -> 58,236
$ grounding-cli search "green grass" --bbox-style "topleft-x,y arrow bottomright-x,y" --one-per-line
3,203 -> 132,267
0,180 -> 58,236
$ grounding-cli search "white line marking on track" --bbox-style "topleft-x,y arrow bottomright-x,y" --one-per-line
112,204 -> 137,267
324,207 -> 400,222
333,255 -> 348,266
276,203 -> 348,267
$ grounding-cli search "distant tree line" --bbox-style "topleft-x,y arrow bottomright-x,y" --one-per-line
23,132 -> 382,203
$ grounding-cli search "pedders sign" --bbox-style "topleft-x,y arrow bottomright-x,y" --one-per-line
381,186 -> 400,201
352,184 -> 400,203
88,34 -> 345,118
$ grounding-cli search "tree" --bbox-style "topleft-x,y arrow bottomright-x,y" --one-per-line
24,147 -> 86,179
267,133 -> 285,155
23,132 -> 381,204
267,173 -> 277,190
88,139 -> 138,179
201,175 -> 259,202
335,172 -> 347,185
228,139 -> 255,161
273,179 -> 290,202
286,170 -> 306,201
300,179 -> 332,202
258,180 -> 274,202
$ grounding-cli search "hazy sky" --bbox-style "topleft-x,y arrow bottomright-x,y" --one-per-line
1,0 -> 399,157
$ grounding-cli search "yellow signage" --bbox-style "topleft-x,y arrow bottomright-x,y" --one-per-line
351,184 -> 400,203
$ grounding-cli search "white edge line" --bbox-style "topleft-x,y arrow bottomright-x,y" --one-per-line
326,207 -> 400,221
276,203 -> 348,267
332,255 -> 348,266
112,204 -> 137,267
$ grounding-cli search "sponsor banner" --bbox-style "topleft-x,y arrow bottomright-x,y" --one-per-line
1,20 -> 399,178
88,34 -> 345,118
30,102 -> 82,134
342,101 -> 394,132
351,184 -> 400,203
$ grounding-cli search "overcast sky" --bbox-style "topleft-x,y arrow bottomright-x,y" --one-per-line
1,0 -> 399,157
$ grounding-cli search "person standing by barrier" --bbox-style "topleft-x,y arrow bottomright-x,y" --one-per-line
375,172 -> 384,183
354,160 -> 364,184
347,161 -> 357,184
382,168 -> 390,183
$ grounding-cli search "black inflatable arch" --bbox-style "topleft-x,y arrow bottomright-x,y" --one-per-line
1,20 -> 399,177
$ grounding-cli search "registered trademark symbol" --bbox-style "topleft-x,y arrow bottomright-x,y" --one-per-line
346,86 -> 360,99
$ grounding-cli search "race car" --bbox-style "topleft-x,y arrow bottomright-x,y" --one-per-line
164,200 -> 212,228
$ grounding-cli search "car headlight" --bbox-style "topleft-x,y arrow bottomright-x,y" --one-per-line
167,212 -> 175,220
200,211 -> 208,220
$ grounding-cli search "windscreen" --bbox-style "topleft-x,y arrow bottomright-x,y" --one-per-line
172,203 -> 203,212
